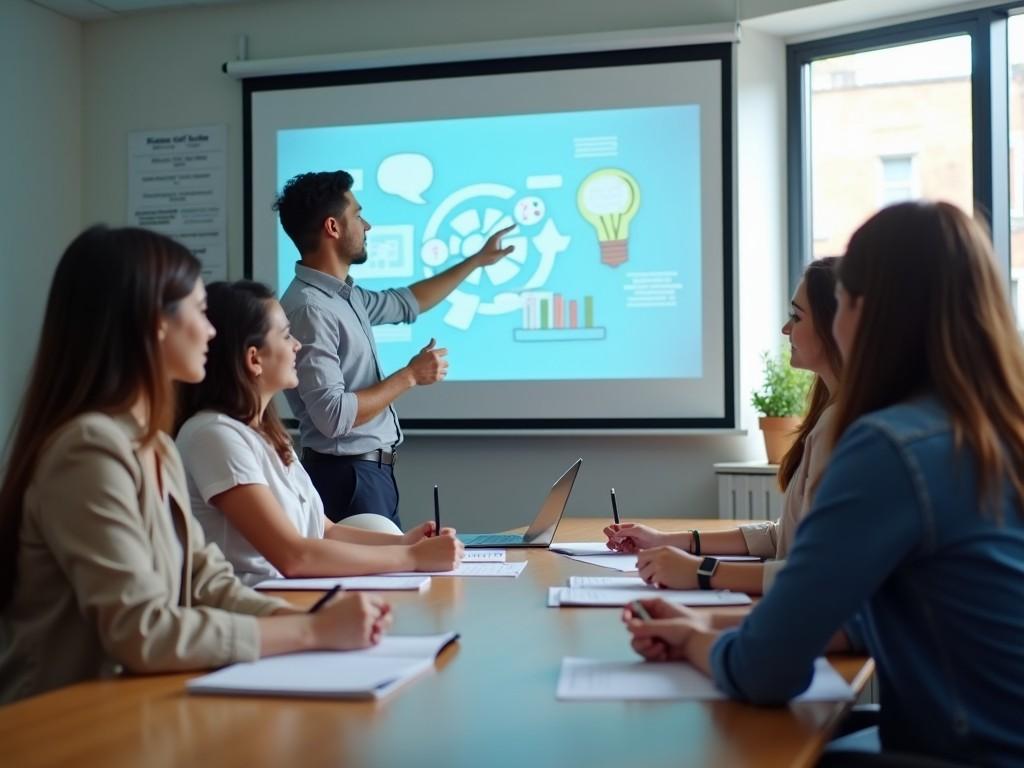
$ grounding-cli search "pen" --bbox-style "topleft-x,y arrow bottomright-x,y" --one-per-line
610,488 -> 620,525
434,484 -> 441,537
308,584 -> 342,614
628,599 -> 652,622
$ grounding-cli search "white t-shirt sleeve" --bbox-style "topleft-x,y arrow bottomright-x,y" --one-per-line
178,418 -> 268,503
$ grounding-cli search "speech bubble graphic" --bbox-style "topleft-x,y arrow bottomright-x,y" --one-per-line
377,153 -> 433,204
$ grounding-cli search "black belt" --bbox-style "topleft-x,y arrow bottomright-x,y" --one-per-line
301,448 -> 397,467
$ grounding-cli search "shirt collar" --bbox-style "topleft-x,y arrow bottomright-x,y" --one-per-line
294,263 -> 353,299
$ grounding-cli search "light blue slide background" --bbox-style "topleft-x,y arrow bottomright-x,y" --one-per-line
276,105 -> 702,382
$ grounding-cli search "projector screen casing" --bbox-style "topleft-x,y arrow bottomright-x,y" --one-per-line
244,44 -> 735,430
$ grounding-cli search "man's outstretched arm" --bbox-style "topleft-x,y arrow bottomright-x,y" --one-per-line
408,225 -> 516,312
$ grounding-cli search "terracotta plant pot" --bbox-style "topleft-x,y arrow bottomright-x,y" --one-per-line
759,416 -> 802,464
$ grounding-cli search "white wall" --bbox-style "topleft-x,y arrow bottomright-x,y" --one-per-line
735,28 -> 791,442
0,2 -> 82,443
76,0 -> 796,529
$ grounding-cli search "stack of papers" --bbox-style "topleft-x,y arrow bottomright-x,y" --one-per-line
547,576 -> 752,607
556,657 -> 854,702
386,562 -> 527,578
255,576 -> 431,591
188,632 -> 459,700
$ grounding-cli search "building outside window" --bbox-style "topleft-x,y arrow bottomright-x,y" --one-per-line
1010,13 -> 1024,323
807,36 -> 973,259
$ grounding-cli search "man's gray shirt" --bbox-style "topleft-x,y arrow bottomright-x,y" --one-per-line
280,264 -> 420,456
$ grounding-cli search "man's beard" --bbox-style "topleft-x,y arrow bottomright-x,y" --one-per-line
351,247 -> 368,265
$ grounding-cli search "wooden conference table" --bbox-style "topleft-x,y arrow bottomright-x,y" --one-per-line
0,518 -> 872,768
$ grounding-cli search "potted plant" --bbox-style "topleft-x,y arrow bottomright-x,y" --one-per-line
751,348 -> 813,464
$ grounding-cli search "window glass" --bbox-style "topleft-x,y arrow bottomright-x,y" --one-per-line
1009,14 -> 1024,327
808,36 -> 973,258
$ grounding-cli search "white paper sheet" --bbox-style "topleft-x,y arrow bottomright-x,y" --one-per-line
461,550 -> 507,562
547,586 -> 751,607
556,657 -> 854,702
548,542 -> 618,556
550,543 -> 759,567
384,562 -> 527,578
560,553 -> 638,572
127,125 -> 228,282
254,576 -> 431,591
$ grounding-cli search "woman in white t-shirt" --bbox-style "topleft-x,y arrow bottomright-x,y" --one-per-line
175,281 -> 462,586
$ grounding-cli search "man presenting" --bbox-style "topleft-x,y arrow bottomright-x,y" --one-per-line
275,170 -> 514,526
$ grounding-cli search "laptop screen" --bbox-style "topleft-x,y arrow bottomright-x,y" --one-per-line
523,458 -> 583,543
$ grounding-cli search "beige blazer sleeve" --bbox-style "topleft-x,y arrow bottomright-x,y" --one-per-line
738,520 -> 780,559
757,405 -> 838,593
29,422 -> 270,673
188,525 -> 289,615
801,406 -> 835,512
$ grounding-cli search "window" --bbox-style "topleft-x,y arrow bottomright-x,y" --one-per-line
803,35 -> 973,261
789,5 -> 1023,308
879,155 -> 917,206
1010,12 -> 1024,327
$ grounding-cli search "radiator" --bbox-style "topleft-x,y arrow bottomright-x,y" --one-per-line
714,463 -> 783,521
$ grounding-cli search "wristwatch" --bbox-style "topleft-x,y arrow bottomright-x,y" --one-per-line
696,556 -> 720,590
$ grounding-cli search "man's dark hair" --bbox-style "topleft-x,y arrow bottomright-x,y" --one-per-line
272,170 -> 354,256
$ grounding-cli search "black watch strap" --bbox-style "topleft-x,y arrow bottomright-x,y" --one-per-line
697,556 -> 718,590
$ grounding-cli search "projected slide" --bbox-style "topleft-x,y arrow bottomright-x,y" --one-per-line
277,105 -> 702,382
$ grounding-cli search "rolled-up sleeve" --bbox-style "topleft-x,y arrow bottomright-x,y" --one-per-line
709,422 -> 920,704
360,286 -> 420,325
33,428 -> 270,673
289,303 -> 359,439
739,520 -> 780,559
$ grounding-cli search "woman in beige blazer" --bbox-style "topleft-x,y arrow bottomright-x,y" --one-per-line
0,226 -> 391,705
604,258 -> 842,596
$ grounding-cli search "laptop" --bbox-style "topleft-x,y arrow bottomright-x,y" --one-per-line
458,458 -> 583,548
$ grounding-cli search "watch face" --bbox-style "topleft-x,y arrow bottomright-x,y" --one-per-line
697,557 -> 719,576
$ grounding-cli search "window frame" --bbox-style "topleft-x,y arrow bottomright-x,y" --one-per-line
787,4 -> 1021,292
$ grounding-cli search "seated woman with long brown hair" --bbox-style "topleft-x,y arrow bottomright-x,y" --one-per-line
624,202 -> 1024,766
0,227 -> 390,705
605,257 -> 842,595
175,280 -> 462,587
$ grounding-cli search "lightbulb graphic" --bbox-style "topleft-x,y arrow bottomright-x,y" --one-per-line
577,168 -> 640,268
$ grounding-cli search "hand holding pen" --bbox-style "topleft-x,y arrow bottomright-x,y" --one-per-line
307,586 -> 393,649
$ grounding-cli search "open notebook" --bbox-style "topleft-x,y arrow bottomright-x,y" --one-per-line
187,632 -> 458,700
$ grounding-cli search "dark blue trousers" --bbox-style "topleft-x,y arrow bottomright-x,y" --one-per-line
302,454 -> 402,528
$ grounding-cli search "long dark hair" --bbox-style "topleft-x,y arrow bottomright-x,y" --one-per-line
833,201 -> 1024,514
778,257 -> 843,491
175,281 -> 294,466
0,226 -> 201,609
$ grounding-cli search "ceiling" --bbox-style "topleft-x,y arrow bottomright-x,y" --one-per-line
30,0 -> 270,21
30,0 -> 1015,35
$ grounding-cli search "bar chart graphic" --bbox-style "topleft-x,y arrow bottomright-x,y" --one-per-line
514,291 -> 607,342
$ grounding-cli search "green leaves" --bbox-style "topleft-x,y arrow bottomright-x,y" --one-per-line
751,348 -> 813,417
